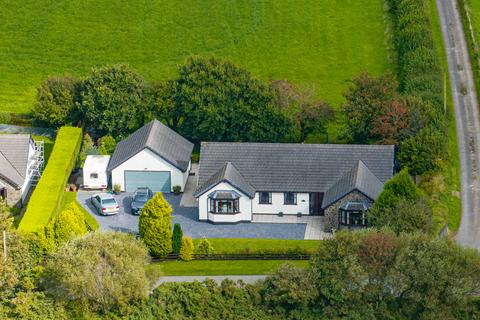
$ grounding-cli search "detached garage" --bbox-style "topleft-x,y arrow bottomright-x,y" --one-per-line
108,119 -> 194,193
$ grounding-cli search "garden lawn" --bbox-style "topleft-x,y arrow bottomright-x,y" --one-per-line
0,0 -> 391,119
146,260 -> 308,276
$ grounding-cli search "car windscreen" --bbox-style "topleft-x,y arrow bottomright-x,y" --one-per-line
101,198 -> 117,205
134,194 -> 148,202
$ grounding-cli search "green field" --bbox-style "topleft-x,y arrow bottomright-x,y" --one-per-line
0,0 -> 391,115
146,260 -> 308,276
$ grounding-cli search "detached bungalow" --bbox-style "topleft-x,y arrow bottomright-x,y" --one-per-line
108,120 -> 194,192
194,142 -> 395,231
0,134 -> 43,207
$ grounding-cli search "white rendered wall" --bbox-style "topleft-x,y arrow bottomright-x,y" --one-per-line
111,148 -> 187,192
198,182 -> 252,222
20,142 -> 36,201
251,192 -> 310,215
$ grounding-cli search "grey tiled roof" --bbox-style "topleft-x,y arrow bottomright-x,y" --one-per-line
195,162 -> 256,198
322,160 -> 383,208
196,142 -> 394,196
108,120 -> 194,172
0,134 -> 32,188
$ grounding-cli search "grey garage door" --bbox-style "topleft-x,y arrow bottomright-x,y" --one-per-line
124,171 -> 171,193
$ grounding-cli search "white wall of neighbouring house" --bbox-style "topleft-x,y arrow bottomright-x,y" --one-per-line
198,181 -> 252,223
251,192 -> 310,215
20,141 -> 36,201
110,148 -> 187,192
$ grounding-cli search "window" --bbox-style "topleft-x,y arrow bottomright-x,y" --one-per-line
90,173 -> 99,179
259,192 -> 272,204
284,192 -> 297,205
209,198 -> 240,214
0,187 -> 6,200
340,210 -> 367,226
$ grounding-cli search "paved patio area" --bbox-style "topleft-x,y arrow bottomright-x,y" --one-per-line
252,214 -> 330,240
77,191 -> 307,239
179,163 -> 198,207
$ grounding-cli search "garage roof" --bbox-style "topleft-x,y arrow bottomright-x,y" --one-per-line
108,120 -> 194,172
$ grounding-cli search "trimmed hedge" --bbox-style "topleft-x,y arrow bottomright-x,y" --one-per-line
18,126 -> 82,232
192,238 -> 321,256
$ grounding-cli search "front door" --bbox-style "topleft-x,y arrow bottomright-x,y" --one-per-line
309,192 -> 324,216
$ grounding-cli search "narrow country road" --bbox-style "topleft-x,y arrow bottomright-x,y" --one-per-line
153,275 -> 267,288
436,0 -> 480,248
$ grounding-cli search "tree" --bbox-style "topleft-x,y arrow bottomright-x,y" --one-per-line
174,56 -> 292,143
42,232 -> 149,314
138,193 -> 172,257
33,75 -> 80,128
341,73 -> 398,143
79,64 -> 146,138
172,223 -> 183,255
196,237 -> 214,256
271,80 -> 334,142
179,237 -> 194,261
53,202 -> 88,245
261,263 -> 317,313
98,135 -> 116,155
397,127 -> 444,175
145,80 -> 180,130
371,98 -> 410,144
0,199 -> 12,232
78,133 -> 98,168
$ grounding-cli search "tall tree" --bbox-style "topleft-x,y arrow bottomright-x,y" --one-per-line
173,56 -> 292,143
33,75 -> 80,128
138,193 -> 173,258
341,73 -> 398,143
79,64 -> 146,138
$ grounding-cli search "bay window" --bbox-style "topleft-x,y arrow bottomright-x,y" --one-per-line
208,190 -> 241,214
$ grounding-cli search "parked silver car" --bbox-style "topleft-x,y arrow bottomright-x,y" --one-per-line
91,193 -> 119,215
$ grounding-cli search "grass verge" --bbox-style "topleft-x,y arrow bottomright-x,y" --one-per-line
146,260 -> 308,277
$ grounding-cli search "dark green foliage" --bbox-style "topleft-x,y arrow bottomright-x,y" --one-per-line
341,72 -> 398,143
368,169 -> 432,233
33,75 -> 80,128
78,133 -> 97,168
271,79 -> 335,142
42,232 -> 150,315
305,230 -> 480,319
261,263 -> 317,314
173,56 -> 292,143
98,135 -> 116,155
79,64 -> 147,138
172,223 -> 183,255
397,127 -> 444,175
129,279 -> 275,320
138,192 -> 173,258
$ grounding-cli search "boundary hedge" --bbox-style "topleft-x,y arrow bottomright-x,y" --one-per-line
19,126 -> 82,232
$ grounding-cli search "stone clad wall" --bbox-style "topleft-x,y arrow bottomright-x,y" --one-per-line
323,190 -> 371,232
0,178 -> 22,207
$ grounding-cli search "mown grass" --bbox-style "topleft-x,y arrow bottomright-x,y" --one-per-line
0,0 -> 391,122
146,260 -> 308,276
193,238 -> 321,255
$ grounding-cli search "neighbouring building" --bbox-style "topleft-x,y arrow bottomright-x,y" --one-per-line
0,134 -> 44,207
194,142 -> 395,231
108,120 -> 194,192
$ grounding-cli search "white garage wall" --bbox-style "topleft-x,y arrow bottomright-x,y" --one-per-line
198,182 -> 252,222
252,192 -> 310,215
111,148 -> 187,192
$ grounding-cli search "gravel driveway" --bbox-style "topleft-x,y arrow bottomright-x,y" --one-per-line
77,191 -> 307,239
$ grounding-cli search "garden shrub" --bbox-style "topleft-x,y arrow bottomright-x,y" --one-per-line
179,237 -> 194,261
196,237 -> 214,256
172,223 -> 183,255
138,193 -> 172,258
98,135 -> 116,155
19,127 -> 82,233
53,202 -> 88,245
78,133 -> 98,168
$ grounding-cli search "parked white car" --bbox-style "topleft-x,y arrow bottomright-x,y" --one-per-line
91,193 -> 119,215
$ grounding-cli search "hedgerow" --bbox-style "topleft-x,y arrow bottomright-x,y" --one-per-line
388,0 -> 448,174
18,126 -> 82,233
